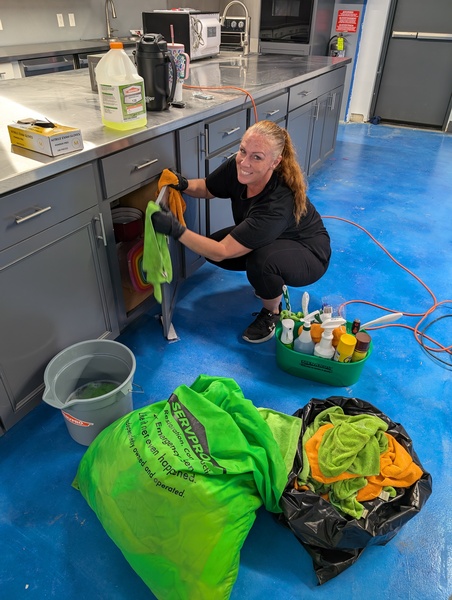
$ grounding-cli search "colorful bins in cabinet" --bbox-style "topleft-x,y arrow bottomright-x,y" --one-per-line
275,322 -> 373,386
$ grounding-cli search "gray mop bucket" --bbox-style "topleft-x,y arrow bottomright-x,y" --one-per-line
43,339 -> 136,446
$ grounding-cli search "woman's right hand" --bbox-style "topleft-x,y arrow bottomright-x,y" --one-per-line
168,169 -> 189,191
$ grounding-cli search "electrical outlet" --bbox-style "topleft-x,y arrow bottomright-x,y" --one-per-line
57,13 -> 64,27
68,13 -> 76,27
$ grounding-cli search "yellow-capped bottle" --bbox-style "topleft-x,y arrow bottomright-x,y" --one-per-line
96,41 -> 147,131
333,333 -> 357,363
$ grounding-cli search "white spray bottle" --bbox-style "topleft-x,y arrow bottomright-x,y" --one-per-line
314,317 -> 346,359
280,318 -> 295,349
293,310 -> 319,355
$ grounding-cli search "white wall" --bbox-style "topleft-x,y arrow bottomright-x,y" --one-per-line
0,0 -> 167,45
346,0 -> 391,122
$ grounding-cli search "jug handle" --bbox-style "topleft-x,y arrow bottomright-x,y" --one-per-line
167,50 -> 177,104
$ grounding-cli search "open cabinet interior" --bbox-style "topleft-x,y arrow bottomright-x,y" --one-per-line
112,179 -> 166,315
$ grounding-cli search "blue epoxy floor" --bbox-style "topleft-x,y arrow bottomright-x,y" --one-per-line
1,124 -> 451,599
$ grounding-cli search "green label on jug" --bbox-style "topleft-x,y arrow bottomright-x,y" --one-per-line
100,81 -> 146,122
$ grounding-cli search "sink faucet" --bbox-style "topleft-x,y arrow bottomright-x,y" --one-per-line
220,1 -> 250,55
105,0 -> 118,40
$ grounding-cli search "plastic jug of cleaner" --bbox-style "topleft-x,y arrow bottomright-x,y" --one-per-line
314,317 -> 346,359
96,42 -> 147,131
280,318 -> 295,349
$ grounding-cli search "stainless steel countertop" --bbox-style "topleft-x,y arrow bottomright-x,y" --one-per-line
0,53 -> 350,196
0,39 -> 137,62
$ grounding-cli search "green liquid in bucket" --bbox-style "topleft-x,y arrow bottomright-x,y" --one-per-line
67,380 -> 119,402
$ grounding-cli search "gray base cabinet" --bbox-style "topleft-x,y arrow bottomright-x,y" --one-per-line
287,67 -> 345,177
0,164 -> 118,434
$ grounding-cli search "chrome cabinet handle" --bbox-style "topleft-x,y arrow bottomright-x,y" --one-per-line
15,206 -> 51,224
223,126 -> 241,136
392,31 -> 417,38
134,158 -> 158,171
417,32 -> 452,40
267,109 -> 280,116
313,102 -> 320,121
94,214 -> 107,246
299,90 -> 312,97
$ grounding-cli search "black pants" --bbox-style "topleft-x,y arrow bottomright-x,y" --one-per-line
207,227 -> 330,300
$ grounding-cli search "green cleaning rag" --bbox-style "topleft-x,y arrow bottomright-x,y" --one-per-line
318,411 -> 389,478
142,201 -> 173,303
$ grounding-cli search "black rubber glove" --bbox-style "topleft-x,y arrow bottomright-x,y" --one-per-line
151,209 -> 186,240
168,168 -> 189,192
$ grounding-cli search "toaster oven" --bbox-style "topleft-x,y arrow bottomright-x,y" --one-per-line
142,10 -> 221,61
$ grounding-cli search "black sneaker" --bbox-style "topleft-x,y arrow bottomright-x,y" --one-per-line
242,307 -> 280,343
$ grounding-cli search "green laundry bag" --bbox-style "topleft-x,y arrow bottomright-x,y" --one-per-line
73,374 -> 301,600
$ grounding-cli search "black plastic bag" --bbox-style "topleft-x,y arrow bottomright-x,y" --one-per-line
277,396 -> 432,585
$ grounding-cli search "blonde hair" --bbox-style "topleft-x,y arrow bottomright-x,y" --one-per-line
246,120 -> 307,223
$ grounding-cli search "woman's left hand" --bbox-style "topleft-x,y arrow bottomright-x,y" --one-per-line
151,209 -> 186,240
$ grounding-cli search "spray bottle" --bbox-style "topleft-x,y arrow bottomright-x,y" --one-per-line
293,310 -> 319,355
314,317 -> 346,359
280,318 -> 295,349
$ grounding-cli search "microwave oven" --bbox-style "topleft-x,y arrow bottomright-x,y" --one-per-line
142,10 -> 221,61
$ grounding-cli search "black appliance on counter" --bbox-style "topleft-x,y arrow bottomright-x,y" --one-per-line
259,0 -> 335,55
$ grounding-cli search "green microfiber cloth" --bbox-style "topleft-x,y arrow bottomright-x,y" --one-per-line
298,406 -> 345,486
258,408 -> 303,476
142,201 -> 173,303
318,412 -> 389,478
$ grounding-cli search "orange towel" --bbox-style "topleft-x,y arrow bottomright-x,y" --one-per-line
357,433 -> 423,501
158,169 -> 187,227
305,424 -> 358,484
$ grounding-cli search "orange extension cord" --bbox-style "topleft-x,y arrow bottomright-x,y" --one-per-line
183,84 -> 259,122
323,216 -> 452,368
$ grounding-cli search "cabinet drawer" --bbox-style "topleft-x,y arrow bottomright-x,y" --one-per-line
289,78 -> 318,112
256,92 -> 288,123
206,142 -> 240,175
0,163 -> 99,252
100,132 -> 176,199
205,110 -> 247,156
316,67 -> 346,98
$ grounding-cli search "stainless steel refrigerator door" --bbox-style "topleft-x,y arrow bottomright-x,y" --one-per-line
373,0 -> 452,129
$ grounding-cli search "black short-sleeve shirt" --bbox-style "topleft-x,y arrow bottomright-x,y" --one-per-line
205,156 -> 331,264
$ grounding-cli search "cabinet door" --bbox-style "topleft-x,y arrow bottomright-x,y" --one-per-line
308,92 -> 329,175
309,86 -> 344,175
319,85 -> 344,163
177,122 -> 206,278
287,100 -> 315,176
0,207 -> 118,433
205,143 -> 240,236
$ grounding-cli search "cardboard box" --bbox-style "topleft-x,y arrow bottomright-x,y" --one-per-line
7,122 -> 83,157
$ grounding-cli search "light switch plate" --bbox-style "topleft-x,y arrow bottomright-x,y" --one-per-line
68,13 -> 76,27
57,13 -> 64,27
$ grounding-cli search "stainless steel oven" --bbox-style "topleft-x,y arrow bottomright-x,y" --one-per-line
259,0 -> 335,56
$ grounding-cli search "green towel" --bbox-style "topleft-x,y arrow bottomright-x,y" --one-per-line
258,407 -> 302,476
318,413 -> 388,478
142,202 -> 173,303
298,406 -> 345,485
